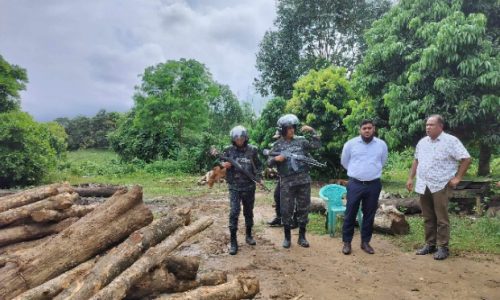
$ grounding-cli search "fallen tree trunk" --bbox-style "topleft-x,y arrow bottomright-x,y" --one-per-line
30,204 -> 99,223
0,217 -> 78,247
378,197 -> 421,214
0,186 -> 152,300
127,269 -> 227,299
0,192 -> 78,227
0,184 -> 63,213
155,274 -> 259,300
0,190 -> 17,198
373,204 -> 410,235
164,256 -> 200,280
56,210 -> 191,300
0,235 -> 52,256
90,217 -> 214,300
73,185 -> 124,198
13,259 -> 97,300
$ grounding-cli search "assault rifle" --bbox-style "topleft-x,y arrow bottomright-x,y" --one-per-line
263,149 -> 326,171
210,147 -> 271,192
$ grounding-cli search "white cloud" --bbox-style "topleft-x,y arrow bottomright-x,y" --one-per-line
0,0 -> 275,121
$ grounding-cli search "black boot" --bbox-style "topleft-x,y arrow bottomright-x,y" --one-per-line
282,225 -> 291,248
298,226 -> 310,248
245,226 -> 256,245
433,246 -> 449,260
229,229 -> 238,255
267,216 -> 282,227
415,244 -> 437,255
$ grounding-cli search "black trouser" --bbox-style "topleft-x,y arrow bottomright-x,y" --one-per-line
342,178 -> 381,243
229,189 -> 255,230
280,183 -> 310,227
274,181 -> 281,218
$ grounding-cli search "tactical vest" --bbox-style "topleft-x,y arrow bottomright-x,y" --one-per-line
223,145 -> 259,190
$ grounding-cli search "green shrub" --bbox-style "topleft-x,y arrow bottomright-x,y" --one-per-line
383,148 -> 414,181
0,111 -> 61,187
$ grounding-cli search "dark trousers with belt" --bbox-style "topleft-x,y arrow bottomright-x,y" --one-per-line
342,178 -> 382,243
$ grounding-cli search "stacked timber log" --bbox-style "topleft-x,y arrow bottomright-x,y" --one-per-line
373,204 -> 410,235
0,183 -> 259,300
0,183 -> 82,247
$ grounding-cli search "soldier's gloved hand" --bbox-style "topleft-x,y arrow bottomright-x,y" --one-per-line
301,125 -> 314,133
222,162 -> 232,169
274,155 -> 286,162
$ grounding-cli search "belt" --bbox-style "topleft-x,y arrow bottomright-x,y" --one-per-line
349,177 -> 380,185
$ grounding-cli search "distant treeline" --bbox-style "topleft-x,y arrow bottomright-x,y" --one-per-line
54,110 -> 120,150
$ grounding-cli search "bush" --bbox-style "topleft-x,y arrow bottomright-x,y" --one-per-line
109,111 -> 179,162
0,111 -> 62,187
383,148 -> 414,180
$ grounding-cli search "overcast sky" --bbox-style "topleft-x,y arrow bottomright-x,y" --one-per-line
0,0 -> 276,121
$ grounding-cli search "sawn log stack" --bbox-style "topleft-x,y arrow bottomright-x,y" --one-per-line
0,183 -> 259,300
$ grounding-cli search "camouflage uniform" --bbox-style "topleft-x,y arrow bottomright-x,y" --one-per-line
222,144 -> 263,231
267,135 -> 321,227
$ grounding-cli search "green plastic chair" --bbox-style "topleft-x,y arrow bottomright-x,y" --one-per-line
319,184 -> 363,237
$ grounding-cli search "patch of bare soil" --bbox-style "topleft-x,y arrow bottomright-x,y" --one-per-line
146,192 -> 500,300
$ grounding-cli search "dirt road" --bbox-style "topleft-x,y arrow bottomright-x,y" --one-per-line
149,193 -> 500,300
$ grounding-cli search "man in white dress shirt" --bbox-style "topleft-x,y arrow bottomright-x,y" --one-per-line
407,115 -> 471,260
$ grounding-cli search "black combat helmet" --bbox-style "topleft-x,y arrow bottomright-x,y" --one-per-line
277,114 -> 299,136
230,125 -> 249,146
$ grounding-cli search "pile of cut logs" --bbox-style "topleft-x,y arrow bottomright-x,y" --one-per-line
0,183 -> 259,300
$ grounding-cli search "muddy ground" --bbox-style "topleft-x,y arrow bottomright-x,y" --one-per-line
145,190 -> 500,300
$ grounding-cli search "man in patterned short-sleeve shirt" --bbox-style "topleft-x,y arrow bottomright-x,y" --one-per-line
407,115 -> 471,260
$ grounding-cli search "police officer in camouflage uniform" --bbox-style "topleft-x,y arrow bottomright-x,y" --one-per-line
267,131 -> 298,229
221,125 -> 263,255
267,114 -> 321,248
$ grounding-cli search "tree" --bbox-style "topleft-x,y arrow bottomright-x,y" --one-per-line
240,101 -> 257,129
252,97 -> 287,150
55,110 -> 120,150
355,0 -> 499,175
0,112 -> 59,187
55,116 -> 93,150
255,0 -> 391,99
43,121 -> 68,159
111,59 -> 221,162
0,55 -> 28,113
286,66 -> 356,178
109,111 -> 178,162
91,110 -> 120,148
208,84 -> 243,136
133,59 -> 219,145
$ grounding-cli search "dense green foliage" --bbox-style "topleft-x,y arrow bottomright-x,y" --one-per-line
110,59 -> 245,172
0,112 -> 66,187
286,66 -> 357,177
0,55 -> 28,113
0,55 -> 68,187
133,59 -> 218,145
355,0 -> 499,174
55,110 -> 120,150
255,0 -> 391,98
252,97 -> 286,150
208,84 -> 244,136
